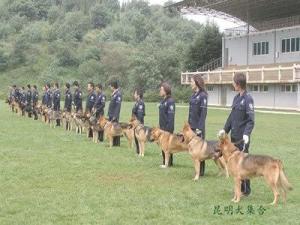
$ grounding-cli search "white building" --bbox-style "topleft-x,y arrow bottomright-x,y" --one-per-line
172,0 -> 300,110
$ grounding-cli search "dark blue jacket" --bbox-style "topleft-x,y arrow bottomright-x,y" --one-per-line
86,91 -> 96,113
26,90 -> 32,105
188,90 -> 208,138
94,92 -> 106,118
159,96 -> 175,133
21,91 -> 26,104
42,91 -> 46,105
74,88 -> 83,112
45,89 -> 52,108
132,99 -> 145,124
64,89 -> 72,112
32,90 -> 39,105
53,89 -> 61,111
224,91 -> 255,140
108,89 -> 122,122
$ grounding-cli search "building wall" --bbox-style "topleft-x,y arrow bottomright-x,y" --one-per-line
207,85 -> 220,105
207,84 -> 300,110
276,27 -> 300,64
223,26 -> 300,67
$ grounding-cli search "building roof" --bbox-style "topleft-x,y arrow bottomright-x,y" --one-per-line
169,0 -> 300,30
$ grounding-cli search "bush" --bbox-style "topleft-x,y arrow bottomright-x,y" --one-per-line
78,59 -> 104,80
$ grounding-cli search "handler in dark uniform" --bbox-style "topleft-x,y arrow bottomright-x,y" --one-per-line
20,87 -> 27,116
32,85 -> 39,120
132,88 -> 145,154
188,74 -> 208,176
159,82 -> 175,167
73,81 -> 83,113
64,83 -> 72,113
41,85 -> 47,106
45,83 -> 52,108
93,83 -> 106,142
26,84 -> 32,118
219,72 -> 255,196
107,80 -> 122,146
85,82 -> 96,138
53,82 -> 61,126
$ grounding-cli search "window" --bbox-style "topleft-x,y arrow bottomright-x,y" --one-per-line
253,43 -> 257,55
249,85 -> 268,92
292,84 -> 298,92
260,85 -> 269,92
207,85 -> 214,92
282,39 -> 286,52
249,85 -> 259,92
281,84 -> 298,92
291,38 -> 296,52
282,37 -> 300,53
253,41 -> 269,55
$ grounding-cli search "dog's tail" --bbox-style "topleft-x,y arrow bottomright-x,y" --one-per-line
277,160 -> 293,191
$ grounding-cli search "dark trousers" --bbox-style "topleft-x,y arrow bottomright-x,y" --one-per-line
113,136 -> 120,146
98,130 -> 104,142
162,151 -> 173,167
134,132 -> 140,154
193,129 -> 206,176
32,107 -> 38,120
88,128 -> 93,138
232,137 -> 251,196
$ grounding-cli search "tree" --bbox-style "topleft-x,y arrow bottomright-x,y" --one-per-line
79,59 -> 104,80
185,23 -> 222,71
0,48 -> 9,71
90,3 -> 113,29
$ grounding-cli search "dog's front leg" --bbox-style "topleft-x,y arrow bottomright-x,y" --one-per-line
160,151 -> 169,168
232,178 -> 241,203
193,159 -> 200,181
140,141 -> 145,157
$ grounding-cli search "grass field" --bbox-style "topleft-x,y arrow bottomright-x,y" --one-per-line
0,101 -> 299,225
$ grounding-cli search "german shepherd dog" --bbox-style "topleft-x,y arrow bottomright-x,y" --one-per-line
62,111 -> 73,131
149,127 -> 188,168
129,117 -> 152,157
218,132 -> 292,205
98,116 -> 132,148
73,112 -> 90,135
182,123 -> 228,181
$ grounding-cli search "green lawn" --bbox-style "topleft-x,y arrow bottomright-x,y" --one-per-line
0,102 -> 299,225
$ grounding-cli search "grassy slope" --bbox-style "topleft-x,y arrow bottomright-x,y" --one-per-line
0,102 -> 299,225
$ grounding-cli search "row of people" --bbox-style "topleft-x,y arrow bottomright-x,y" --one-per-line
7,72 -> 254,196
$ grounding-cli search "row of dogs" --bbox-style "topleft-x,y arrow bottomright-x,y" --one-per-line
7,100 -> 293,206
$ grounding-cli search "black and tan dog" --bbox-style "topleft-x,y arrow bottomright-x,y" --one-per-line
182,123 -> 228,181
98,116 -> 133,148
218,132 -> 292,205
149,127 -> 188,167
129,117 -> 152,157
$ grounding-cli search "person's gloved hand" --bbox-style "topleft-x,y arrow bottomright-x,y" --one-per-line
218,129 -> 226,137
243,135 -> 249,144
195,129 -> 202,136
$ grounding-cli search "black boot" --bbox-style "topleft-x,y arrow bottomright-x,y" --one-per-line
200,161 -> 205,176
162,152 -> 174,167
241,179 -> 251,196
98,131 -> 104,142
134,136 -> 140,155
88,128 -> 93,138
168,154 -> 173,167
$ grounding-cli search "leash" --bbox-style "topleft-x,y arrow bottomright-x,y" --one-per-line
233,139 -> 246,152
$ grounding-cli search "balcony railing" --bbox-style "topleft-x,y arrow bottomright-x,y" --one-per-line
181,64 -> 300,84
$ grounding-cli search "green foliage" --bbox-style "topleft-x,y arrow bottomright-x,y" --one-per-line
0,0 -> 222,102
185,22 -> 222,71
0,48 -> 9,71
90,3 -> 113,29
